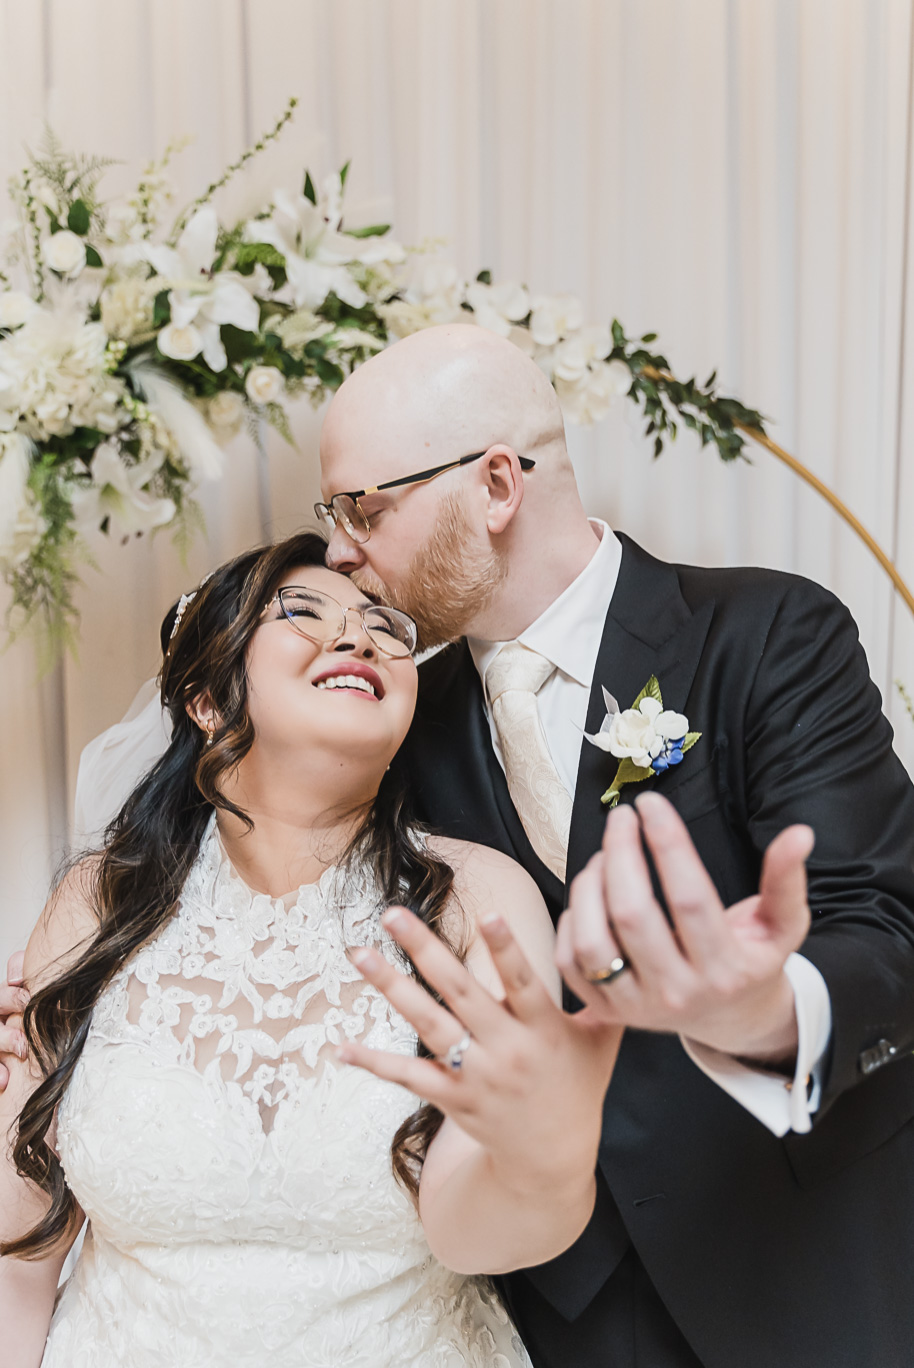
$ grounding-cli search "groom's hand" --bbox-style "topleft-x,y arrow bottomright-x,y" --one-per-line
0,952 -> 29,1091
556,792 -> 814,1067
338,908 -> 622,1189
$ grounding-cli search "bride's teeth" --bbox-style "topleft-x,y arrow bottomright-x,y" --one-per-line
315,675 -> 377,696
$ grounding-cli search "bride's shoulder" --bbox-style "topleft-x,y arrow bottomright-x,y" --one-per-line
423,837 -> 558,992
24,857 -> 100,995
425,835 -> 538,900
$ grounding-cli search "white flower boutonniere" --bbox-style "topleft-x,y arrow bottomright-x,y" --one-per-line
585,675 -> 701,808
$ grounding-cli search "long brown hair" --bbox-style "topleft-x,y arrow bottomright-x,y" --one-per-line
4,531 -> 456,1260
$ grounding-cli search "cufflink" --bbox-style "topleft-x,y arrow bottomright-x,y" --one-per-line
859,1039 -> 897,1076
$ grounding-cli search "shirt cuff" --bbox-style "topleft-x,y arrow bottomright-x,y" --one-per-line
680,953 -> 833,1137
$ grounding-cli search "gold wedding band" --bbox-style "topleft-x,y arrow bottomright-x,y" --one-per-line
583,956 -> 630,987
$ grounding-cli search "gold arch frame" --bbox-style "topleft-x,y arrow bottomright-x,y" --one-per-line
640,365 -> 914,618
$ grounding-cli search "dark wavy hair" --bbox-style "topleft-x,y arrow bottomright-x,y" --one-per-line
4,531 -> 458,1260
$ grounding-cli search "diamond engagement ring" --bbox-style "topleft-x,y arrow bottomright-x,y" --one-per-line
440,1031 -> 473,1072
583,956 -> 630,987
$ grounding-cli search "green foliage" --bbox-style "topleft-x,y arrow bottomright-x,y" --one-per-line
346,223 -> 391,239
607,319 -> 768,463
67,199 -> 90,235
169,96 -> 298,243
5,458 -> 82,665
631,675 -> 663,710
264,401 -> 295,445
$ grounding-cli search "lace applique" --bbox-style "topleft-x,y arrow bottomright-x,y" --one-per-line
48,816 -> 532,1368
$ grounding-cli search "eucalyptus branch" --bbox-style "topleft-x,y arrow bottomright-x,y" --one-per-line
896,681 -> 914,727
169,97 -> 298,243
608,319 -> 767,463
133,135 -> 191,238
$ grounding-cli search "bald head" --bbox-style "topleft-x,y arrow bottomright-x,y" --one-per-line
321,324 -> 572,492
319,323 -> 601,643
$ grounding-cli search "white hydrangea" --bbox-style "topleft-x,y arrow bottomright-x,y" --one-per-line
0,306 -> 127,441
100,278 -> 157,342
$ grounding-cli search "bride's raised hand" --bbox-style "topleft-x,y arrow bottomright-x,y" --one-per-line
339,907 -> 621,1192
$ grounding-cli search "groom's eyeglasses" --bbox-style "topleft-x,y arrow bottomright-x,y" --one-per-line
315,450 -> 536,545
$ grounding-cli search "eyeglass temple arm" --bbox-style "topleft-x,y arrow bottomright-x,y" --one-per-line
352,452 -> 536,499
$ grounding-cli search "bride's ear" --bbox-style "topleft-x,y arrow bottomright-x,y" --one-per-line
186,691 -> 219,740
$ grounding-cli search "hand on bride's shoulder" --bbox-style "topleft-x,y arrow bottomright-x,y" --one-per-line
24,858 -> 100,999
424,836 -> 560,1004
2,859 -> 101,1081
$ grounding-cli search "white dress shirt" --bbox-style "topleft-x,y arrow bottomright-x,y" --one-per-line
468,520 -> 831,1136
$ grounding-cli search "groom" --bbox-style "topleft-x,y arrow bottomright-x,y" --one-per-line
313,324 -> 914,1367
3,323 -> 914,1364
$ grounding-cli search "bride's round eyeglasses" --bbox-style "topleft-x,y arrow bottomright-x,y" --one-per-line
267,587 -> 417,658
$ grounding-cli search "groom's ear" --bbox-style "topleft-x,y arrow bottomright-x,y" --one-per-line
479,445 -> 525,536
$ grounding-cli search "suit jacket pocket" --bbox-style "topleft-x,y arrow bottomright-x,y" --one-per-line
665,758 -> 721,823
783,1051 -> 914,1188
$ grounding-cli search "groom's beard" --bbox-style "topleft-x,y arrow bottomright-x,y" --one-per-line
352,490 -> 506,651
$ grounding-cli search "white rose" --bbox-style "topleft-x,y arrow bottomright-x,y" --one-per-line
245,366 -> 284,405
0,292 -> 36,329
41,230 -> 87,278
157,322 -> 204,362
605,705 -> 663,768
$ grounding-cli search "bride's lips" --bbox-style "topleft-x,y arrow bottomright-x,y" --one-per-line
311,661 -> 385,700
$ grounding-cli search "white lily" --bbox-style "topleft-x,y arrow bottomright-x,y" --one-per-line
71,440 -> 176,539
245,190 -> 372,311
147,209 -> 260,373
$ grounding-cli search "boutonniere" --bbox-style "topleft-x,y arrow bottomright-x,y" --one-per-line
585,675 -> 701,808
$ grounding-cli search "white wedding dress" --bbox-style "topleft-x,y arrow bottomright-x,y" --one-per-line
42,816 -> 531,1367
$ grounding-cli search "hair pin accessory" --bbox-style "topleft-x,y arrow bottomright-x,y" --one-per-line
168,571 -> 216,644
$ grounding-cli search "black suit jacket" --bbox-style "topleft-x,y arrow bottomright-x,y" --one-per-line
396,533 -> 914,1367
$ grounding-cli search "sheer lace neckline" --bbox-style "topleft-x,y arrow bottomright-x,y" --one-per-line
211,816 -> 342,908
106,815 -> 402,1136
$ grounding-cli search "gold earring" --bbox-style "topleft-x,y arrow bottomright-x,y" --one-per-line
205,722 -> 215,747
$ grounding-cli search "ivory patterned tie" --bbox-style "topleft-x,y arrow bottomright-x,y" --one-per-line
485,642 -> 573,882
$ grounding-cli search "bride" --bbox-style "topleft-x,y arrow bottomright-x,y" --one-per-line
0,530 -> 620,1367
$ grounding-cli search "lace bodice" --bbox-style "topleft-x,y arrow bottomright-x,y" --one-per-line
42,817 -> 530,1367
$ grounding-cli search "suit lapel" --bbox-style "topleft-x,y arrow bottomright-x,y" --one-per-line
566,534 -> 714,889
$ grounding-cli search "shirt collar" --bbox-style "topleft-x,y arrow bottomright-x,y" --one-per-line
468,520 -> 622,695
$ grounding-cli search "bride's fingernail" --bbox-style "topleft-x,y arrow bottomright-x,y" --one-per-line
481,914 -> 508,941
382,908 -> 406,931
336,1045 -> 353,1064
347,947 -> 371,968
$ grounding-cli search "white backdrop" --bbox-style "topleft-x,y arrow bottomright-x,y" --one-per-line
3,0 -> 914,966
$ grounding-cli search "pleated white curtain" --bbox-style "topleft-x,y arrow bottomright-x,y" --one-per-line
2,0 -> 914,964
